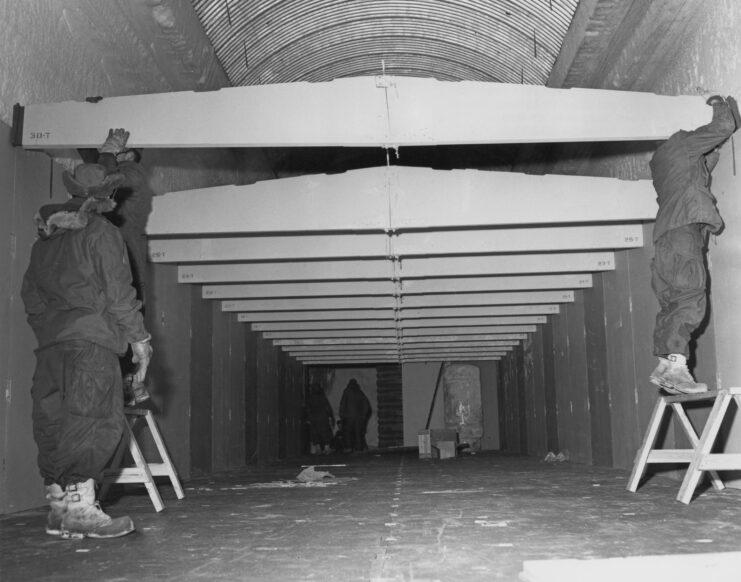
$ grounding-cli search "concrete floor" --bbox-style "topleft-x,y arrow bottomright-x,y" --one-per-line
2,450 -> 741,581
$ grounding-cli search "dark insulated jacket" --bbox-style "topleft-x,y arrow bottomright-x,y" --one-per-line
21,197 -> 149,355
340,383 -> 372,420
650,100 -> 736,242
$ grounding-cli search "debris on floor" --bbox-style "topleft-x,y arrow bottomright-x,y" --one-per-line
297,466 -> 335,482
543,451 -> 569,463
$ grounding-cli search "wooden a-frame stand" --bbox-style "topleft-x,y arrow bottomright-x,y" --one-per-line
628,388 -> 741,504
100,408 -> 185,512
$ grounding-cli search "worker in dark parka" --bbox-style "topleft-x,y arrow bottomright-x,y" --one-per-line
648,94 -> 739,394
339,378 -> 372,452
22,129 -> 153,539
306,383 -> 335,454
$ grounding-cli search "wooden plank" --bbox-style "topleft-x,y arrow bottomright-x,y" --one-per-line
149,167 -> 656,236
22,76 -> 709,149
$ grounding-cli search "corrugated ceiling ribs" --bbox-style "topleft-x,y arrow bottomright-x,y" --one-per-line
191,0 -> 580,85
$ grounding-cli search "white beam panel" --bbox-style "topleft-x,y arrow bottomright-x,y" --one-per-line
22,76 -> 708,149
400,305 -> 560,318
237,310 -> 396,322
253,320 -> 397,331
253,316 -> 545,331
204,275 -> 589,300
262,325 -> 535,340
288,350 -> 401,357
400,356 -> 502,362
398,253 -> 615,278
179,260 -> 392,283
222,297 -> 394,312
273,334 -> 527,346
402,325 -> 537,336
297,355 -> 402,362
226,291 -> 569,313
284,343 -> 402,351
204,281 -> 395,299
283,340 -> 519,351
150,167 -> 656,236
151,234 -> 387,262
401,346 -> 513,354
151,168 -> 389,236
150,225 -> 641,263
400,291 -> 573,308
393,225 -> 643,256
274,338 -> 399,346
180,253 -> 612,284
263,330 -> 398,339
401,316 -> 547,327
400,341 -> 520,349
401,275 -> 591,294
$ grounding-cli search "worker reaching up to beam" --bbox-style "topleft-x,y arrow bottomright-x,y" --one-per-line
649,93 -> 740,394
21,129 -> 153,539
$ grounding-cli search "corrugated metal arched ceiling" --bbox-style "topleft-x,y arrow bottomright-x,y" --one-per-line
191,0 -> 580,86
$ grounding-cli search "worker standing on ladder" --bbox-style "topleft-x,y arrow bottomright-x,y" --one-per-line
649,94 -> 739,394
21,129 -> 153,539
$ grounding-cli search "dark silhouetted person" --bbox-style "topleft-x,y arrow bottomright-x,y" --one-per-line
649,94 -> 739,394
339,378 -> 372,452
306,383 -> 335,454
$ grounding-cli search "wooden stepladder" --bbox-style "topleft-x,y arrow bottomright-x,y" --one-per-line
627,388 -> 741,504
100,408 -> 185,512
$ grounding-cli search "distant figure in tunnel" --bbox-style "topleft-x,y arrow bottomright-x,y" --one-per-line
648,94 -> 739,394
21,129 -> 153,539
339,378 -> 372,452
306,383 -> 335,454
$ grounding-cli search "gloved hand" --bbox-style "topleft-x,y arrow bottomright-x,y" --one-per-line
131,337 -> 153,384
697,87 -> 724,106
726,96 -> 741,130
100,128 -> 130,155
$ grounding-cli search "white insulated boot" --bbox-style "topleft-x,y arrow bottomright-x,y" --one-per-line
649,357 -> 670,388
650,354 -> 708,395
45,483 -> 67,536
61,479 -> 135,539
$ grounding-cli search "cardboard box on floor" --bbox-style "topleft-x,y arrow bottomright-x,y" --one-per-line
418,428 -> 458,459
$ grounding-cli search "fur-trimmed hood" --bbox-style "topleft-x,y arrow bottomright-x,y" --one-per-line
35,196 -> 116,240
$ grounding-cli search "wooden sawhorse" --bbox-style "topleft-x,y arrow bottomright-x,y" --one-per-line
627,388 -> 741,504
100,408 -> 185,512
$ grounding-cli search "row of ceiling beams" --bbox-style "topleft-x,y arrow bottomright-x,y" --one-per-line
20,78 -> 710,365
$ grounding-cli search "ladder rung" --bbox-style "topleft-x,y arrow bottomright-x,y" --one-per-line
645,449 -> 695,463
698,454 -> 741,471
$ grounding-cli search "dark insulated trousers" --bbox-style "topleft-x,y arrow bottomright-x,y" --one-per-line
651,224 -> 708,357
343,416 -> 367,451
31,340 -> 124,487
